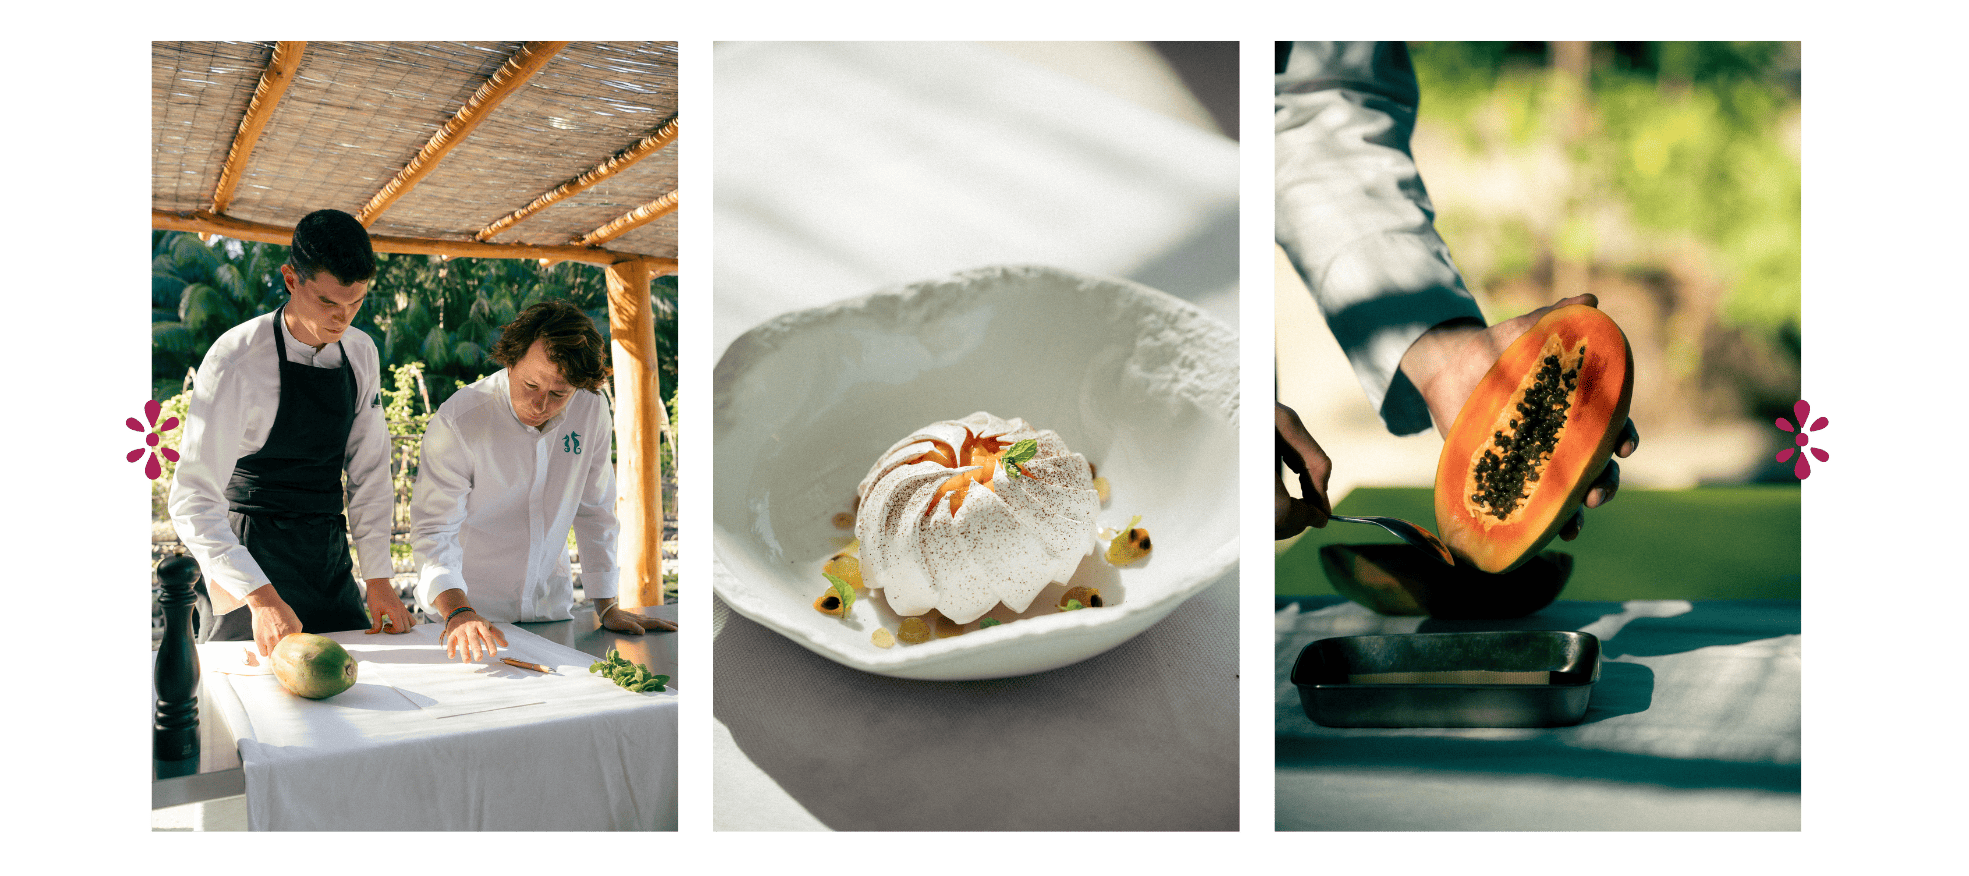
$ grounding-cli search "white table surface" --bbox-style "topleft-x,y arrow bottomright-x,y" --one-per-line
1275,597 -> 1801,830
199,622 -> 678,830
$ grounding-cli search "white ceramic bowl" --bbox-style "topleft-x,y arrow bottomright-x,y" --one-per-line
712,265 -> 1238,680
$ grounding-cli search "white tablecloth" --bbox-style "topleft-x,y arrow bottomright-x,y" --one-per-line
712,41 -> 1240,830
200,624 -> 678,830
1275,598 -> 1801,830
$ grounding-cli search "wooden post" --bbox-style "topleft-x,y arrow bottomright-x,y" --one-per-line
604,259 -> 665,609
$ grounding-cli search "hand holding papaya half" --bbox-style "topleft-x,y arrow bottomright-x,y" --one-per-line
1401,291 -> 1646,566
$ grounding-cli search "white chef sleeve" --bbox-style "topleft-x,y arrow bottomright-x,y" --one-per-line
341,341 -> 396,583
167,339 -> 270,601
410,410 -> 473,611
570,397 -> 622,600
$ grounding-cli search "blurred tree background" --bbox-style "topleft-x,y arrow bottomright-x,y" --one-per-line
151,230 -> 679,409
1406,41 -> 1801,479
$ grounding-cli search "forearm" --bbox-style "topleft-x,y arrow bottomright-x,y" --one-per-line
242,581 -> 288,610
409,414 -> 471,612
342,392 -> 397,581
432,587 -> 471,617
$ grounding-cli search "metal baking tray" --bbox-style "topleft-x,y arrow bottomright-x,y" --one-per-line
1290,631 -> 1599,728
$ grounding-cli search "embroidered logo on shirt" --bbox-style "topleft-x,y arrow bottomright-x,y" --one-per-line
563,431 -> 582,454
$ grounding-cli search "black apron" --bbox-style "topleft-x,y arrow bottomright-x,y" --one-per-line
207,309 -> 372,640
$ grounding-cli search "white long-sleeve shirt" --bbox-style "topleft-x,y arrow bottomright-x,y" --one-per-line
167,311 -> 395,600
1275,41 -> 1486,436
410,369 -> 621,622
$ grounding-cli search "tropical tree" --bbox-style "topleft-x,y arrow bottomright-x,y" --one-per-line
151,231 -> 288,400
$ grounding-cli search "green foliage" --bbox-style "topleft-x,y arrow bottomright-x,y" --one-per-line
1408,42 -> 1801,341
150,232 -> 680,412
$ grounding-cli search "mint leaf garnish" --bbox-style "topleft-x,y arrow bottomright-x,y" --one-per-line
823,571 -> 855,615
1001,438 -> 1039,479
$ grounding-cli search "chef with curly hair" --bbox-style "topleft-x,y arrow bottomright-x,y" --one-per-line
410,299 -> 671,661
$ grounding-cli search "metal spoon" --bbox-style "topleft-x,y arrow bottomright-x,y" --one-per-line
1327,515 -> 1456,566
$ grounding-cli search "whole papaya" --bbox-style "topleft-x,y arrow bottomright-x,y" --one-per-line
270,633 -> 359,699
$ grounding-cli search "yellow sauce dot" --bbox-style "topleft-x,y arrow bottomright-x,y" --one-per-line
872,628 -> 895,648
823,554 -> 864,589
897,616 -> 931,644
1093,477 -> 1111,504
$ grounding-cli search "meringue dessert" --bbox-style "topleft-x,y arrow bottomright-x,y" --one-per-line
854,412 -> 1101,624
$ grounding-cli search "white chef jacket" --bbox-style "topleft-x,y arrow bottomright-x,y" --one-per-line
167,310 -> 395,601
1275,41 -> 1486,436
410,369 -> 620,622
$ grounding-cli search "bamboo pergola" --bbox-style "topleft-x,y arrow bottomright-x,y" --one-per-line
153,41 -> 678,608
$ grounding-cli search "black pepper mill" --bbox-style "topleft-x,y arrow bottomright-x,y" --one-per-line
154,555 -> 201,779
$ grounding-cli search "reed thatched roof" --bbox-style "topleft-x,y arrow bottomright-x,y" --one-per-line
152,41 -> 678,270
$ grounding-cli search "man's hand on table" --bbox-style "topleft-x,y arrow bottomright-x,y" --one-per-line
243,586 -> 304,657
363,577 -> 417,634
596,598 -> 677,634
442,609 -> 507,661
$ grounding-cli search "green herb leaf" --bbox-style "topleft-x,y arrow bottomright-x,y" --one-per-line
823,571 -> 856,615
1000,438 -> 1039,479
1063,599 -> 1084,611
978,618 -> 1001,628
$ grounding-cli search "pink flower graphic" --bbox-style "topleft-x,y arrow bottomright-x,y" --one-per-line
128,399 -> 182,480
1774,399 -> 1828,480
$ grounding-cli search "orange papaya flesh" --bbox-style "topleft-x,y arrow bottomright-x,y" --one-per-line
1434,304 -> 1633,573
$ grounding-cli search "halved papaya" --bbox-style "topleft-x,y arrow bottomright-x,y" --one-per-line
1434,305 -> 1633,573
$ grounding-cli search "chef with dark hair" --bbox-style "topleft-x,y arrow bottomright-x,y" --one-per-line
169,208 -> 415,655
